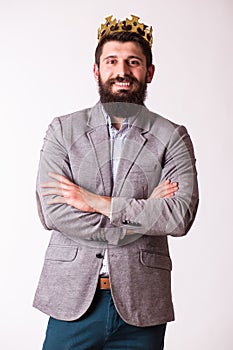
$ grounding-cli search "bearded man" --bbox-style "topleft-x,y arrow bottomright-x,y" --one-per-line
33,15 -> 199,350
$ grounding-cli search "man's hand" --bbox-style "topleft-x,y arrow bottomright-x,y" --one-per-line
41,173 -> 178,217
41,172 -> 111,217
149,179 -> 178,199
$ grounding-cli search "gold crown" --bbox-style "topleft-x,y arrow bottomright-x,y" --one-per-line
97,15 -> 153,47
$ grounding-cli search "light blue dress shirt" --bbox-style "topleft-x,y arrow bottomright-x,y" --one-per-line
100,111 -> 130,276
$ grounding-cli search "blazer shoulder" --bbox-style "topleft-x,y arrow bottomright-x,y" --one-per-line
149,110 -> 180,130
43,105 -> 98,152
141,109 -> 195,154
146,110 -> 186,140
51,106 -> 93,128
49,102 -> 104,132
47,104 -> 101,138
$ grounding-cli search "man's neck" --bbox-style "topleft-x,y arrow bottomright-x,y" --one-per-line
110,116 -> 126,130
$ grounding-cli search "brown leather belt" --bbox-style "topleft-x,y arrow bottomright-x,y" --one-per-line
99,277 -> 110,289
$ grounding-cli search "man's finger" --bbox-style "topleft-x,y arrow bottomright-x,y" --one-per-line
41,180 -> 72,190
48,172 -> 73,185
41,188 -> 64,196
40,181 -> 59,188
47,196 -> 67,205
164,193 -> 175,198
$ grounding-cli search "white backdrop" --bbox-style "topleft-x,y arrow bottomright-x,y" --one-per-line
0,0 -> 232,349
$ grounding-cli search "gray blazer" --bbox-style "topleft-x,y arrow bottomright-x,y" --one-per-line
33,102 -> 199,326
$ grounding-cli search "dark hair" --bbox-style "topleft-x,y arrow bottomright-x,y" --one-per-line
95,31 -> 153,68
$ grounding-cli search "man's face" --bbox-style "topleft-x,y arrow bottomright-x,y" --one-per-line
94,41 -> 154,105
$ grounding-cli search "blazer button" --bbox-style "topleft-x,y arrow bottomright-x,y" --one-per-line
96,253 -> 104,259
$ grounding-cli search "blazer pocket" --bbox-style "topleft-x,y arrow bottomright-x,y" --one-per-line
45,245 -> 78,262
140,250 -> 172,271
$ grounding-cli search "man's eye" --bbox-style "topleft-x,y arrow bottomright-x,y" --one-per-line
129,60 -> 140,66
106,59 -> 116,64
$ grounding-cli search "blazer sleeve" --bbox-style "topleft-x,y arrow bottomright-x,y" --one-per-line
110,125 -> 199,237
36,117 -> 125,245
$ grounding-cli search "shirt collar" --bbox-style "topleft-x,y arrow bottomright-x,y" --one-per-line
101,104 -> 129,129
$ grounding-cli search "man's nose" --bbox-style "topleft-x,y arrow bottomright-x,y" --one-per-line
115,60 -> 130,76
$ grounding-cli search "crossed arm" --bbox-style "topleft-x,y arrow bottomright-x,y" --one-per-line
41,172 -> 178,217
37,118 -> 198,244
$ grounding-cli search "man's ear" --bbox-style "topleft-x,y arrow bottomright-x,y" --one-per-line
146,64 -> 155,83
93,63 -> 99,81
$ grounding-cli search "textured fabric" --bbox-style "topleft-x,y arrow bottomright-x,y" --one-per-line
33,101 -> 199,325
42,290 -> 166,350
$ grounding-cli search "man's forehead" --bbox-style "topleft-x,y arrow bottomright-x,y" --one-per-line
101,41 -> 145,58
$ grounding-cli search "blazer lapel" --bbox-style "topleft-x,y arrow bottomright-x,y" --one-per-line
112,105 -> 154,197
86,103 -> 112,196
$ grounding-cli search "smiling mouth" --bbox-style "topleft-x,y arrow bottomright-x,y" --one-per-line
110,75 -> 134,88
113,81 -> 131,88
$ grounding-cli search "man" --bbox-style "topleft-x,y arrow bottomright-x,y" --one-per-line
33,15 -> 199,350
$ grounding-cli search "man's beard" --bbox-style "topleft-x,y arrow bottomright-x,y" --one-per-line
98,74 -> 148,118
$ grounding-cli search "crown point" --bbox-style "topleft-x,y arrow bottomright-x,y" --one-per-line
97,15 -> 153,47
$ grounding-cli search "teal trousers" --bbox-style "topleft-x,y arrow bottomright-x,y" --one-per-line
42,290 -> 166,350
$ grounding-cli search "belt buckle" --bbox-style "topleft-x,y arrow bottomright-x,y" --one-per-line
99,277 -> 110,289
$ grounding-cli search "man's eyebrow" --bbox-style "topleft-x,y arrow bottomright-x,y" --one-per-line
127,55 -> 143,62
103,55 -> 143,62
103,55 -> 117,61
